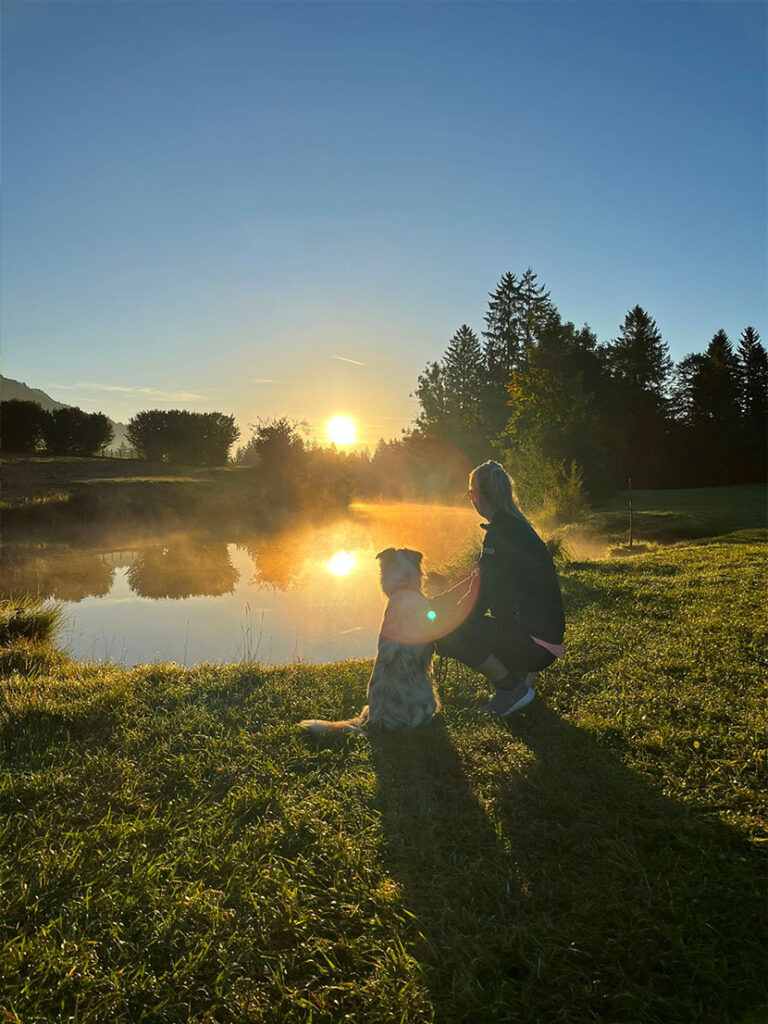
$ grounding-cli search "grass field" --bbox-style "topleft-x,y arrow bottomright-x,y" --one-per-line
0,492 -> 766,1022
0,455 -> 210,507
561,483 -> 767,554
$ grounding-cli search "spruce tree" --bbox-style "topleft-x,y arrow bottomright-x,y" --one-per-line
482,271 -> 523,378
738,326 -> 768,420
604,306 -> 672,397
601,307 -> 673,486
737,326 -> 768,481
481,269 -> 557,440
443,324 -> 485,431
482,268 -> 555,376
704,330 -> 742,427
517,267 -> 557,350
414,325 -> 489,462
670,332 -> 744,485
671,352 -> 710,485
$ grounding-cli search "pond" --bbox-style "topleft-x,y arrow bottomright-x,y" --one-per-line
2,503 -> 479,666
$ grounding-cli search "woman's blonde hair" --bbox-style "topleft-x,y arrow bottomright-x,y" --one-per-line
470,460 -> 536,534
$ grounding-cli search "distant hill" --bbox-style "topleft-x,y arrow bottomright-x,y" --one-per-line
1,376 -> 70,412
1,376 -> 131,449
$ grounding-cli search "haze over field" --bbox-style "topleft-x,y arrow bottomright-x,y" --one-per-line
2,1 -> 766,446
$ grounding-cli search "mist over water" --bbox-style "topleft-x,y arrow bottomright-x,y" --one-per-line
2,503 -> 478,666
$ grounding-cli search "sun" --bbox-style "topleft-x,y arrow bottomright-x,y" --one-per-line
326,550 -> 355,576
326,415 -> 357,446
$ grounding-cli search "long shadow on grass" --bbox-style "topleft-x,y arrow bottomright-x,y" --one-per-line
369,706 -> 765,1024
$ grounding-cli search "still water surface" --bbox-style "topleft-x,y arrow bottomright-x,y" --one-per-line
3,503 -> 479,666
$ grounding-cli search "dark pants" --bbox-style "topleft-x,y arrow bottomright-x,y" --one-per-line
435,613 -> 556,674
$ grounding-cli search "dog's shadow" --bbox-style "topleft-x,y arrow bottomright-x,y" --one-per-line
368,706 -> 765,1023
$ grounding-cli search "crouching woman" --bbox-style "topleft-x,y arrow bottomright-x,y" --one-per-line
433,460 -> 565,716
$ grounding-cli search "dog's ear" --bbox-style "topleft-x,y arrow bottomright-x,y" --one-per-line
376,548 -> 397,567
403,549 -> 423,570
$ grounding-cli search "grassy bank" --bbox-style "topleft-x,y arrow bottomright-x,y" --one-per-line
1,529 -> 765,1022
0,456 -> 349,538
558,483 -> 767,556
0,455 -> 207,506
0,456 -> 242,532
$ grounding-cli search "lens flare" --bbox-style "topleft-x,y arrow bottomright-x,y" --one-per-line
326,550 -> 355,576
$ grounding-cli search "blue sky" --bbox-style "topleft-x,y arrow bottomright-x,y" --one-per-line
3,0 -> 766,446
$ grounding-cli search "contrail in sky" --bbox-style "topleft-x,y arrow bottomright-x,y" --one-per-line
333,355 -> 366,366
56,382 -> 211,401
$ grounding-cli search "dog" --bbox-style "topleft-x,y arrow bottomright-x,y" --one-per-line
299,548 -> 440,735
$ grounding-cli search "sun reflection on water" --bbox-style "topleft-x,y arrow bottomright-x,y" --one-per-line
326,550 -> 356,576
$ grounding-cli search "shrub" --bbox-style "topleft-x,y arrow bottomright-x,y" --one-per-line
540,460 -> 590,523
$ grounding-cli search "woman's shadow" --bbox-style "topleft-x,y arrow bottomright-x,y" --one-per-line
368,704 -> 765,1024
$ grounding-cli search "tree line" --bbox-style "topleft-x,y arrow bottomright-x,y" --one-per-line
412,268 -> 767,514
0,402 -> 114,457
0,403 -> 239,466
0,396 -> 469,505
4,271 -> 764,517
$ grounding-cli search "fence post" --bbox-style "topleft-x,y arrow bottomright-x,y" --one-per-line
628,477 -> 633,549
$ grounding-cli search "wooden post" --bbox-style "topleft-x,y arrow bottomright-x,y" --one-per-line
628,477 -> 634,549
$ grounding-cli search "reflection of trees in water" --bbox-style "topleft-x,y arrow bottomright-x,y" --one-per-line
237,534 -> 310,591
0,545 -> 115,602
126,542 -> 239,599
238,521 -> 372,591
0,505 -> 477,606
350,504 -> 477,568
235,507 -> 477,592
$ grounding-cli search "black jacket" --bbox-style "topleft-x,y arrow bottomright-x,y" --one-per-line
473,510 -> 565,643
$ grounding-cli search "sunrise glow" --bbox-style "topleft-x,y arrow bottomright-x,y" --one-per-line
327,415 -> 356,446
326,550 -> 355,576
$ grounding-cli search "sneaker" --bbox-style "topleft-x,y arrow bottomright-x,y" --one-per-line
481,676 -> 536,716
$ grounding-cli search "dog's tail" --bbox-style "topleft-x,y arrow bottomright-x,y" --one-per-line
299,705 -> 368,736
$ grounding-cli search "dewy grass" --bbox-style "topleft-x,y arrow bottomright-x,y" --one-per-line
582,482 -> 768,545
0,539 -> 766,1022
0,596 -> 63,645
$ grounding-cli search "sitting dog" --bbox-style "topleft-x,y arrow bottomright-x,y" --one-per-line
300,547 -> 440,734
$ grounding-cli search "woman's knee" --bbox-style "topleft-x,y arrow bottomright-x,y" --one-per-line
435,631 -> 488,669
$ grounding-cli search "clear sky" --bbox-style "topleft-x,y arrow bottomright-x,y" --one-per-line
3,0 -> 766,448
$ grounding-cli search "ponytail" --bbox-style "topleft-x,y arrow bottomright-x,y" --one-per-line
470,460 -> 538,536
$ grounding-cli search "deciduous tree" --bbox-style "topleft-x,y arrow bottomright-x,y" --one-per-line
41,407 -> 112,456
0,400 -> 46,453
127,410 -> 238,465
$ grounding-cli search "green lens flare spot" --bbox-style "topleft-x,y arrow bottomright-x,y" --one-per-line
427,610 -> 436,620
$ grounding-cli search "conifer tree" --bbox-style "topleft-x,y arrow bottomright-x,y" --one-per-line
670,331 -> 744,485
482,271 -> 523,379
517,267 -> 557,350
603,306 -> 672,397
443,324 -> 485,430
414,325 -> 489,462
601,307 -> 673,487
738,326 -> 768,421
413,360 -> 450,438
737,326 -> 768,481
482,268 -> 555,376
705,329 -> 742,427
481,268 -> 557,440
672,352 -> 709,428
